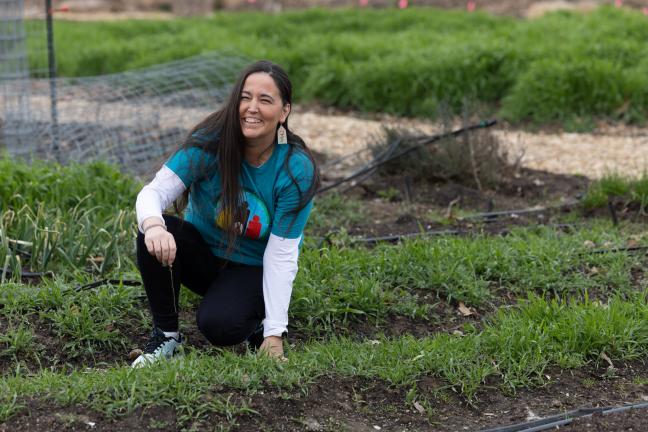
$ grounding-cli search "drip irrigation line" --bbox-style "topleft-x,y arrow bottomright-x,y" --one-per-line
348,223 -> 578,245
341,136 -> 405,190
320,126 -> 444,172
74,278 -> 142,292
480,401 -> 648,432
318,119 -> 497,194
587,245 -> 648,255
321,135 -> 397,171
0,269 -> 54,279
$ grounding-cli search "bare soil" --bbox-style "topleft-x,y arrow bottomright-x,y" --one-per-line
329,167 -> 589,240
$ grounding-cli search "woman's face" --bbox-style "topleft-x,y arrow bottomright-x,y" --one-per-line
239,72 -> 290,148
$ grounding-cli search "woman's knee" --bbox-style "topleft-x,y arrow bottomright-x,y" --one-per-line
196,309 -> 252,346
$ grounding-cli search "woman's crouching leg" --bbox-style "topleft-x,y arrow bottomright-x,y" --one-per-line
195,265 -> 264,346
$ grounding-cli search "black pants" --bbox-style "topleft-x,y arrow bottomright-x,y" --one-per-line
136,215 -> 264,346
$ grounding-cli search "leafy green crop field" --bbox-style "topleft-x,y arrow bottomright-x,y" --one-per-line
48,6 -> 648,127
1,158 -> 648,430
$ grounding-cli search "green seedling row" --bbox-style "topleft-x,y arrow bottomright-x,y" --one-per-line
1,292 -> 647,426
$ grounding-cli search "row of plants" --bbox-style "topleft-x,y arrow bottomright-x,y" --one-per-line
47,6 -> 648,127
1,159 -> 646,339
2,292 -> 647,426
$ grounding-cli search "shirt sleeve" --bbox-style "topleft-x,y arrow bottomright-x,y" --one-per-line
262,233 -> 301,337
164,146 -> 215,187
271,152 -> 315,239
135,165 -> 187,233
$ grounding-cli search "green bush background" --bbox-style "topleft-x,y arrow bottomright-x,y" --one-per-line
46,6 -> 648,126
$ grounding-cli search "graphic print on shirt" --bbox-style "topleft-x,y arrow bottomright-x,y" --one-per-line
214,189 -> 270,240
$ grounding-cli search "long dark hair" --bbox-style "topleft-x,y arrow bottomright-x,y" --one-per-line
175,60 -> 320,251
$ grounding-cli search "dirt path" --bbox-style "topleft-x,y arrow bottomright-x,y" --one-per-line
289,106 -> 648,180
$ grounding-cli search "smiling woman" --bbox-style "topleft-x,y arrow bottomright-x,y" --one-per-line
132,60 -> 320,367
239,73 -> 291,158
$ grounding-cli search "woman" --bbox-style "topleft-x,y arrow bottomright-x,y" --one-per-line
132,60 -> 319,367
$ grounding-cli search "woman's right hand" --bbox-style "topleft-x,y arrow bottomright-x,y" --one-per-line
144,223 -> 177,267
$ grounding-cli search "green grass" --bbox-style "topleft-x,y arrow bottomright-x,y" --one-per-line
1,292 -> 647,425
1,160 -> 645,335
583,172 -> 648,211
46,6 -> 648,126
1,158 -> 648,428
294,221 -> 644,333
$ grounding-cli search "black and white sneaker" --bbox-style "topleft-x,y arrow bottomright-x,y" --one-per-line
131,327 -> 183,368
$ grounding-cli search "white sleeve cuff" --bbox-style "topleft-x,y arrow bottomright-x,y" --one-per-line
135,165 -> 187,232
262,233 -> 301,338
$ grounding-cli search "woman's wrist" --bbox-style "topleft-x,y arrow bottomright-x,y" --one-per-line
144,223 -> 167,234
142,217 -> 166,233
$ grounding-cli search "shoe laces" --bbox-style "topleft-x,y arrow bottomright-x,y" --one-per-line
143,328 -> 172,354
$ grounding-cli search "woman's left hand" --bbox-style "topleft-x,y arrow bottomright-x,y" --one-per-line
259,336 -> 287,361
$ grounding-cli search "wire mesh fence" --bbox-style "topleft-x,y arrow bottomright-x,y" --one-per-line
1,0 -> 250,177
12,53 -> 249,175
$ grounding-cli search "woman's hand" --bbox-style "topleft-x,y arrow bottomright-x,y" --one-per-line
259,336 -> 287,361
143,219 -> 176,267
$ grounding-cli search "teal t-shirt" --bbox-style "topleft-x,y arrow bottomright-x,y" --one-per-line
165,143 -> 314,266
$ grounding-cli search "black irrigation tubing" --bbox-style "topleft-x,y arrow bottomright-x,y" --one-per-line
320,134 -> 396,171
587,245 -> 648,255
348,223 -> 579,245
320,126 -> 441,172
338,135 -> 406,192
480,401 -> 648,432
318,119 -> 497,194
0,269 -> 54,279
74,278 -> 142,292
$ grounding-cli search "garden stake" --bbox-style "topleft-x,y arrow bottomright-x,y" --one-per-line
607,197 -> 619,226
404,176 -> 413,203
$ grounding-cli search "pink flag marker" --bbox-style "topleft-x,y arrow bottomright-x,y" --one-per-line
398,0 -> 408,9
359,0 -> 369,6
643,7 -> 648,16
615,0 -> 623,7
467,0 -> 476,12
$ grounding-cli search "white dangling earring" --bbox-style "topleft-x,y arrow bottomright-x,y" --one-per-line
277,123 -> 288,145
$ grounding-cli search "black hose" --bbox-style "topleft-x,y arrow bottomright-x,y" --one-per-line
0,269 -> 54,279
74,278 -> 142,292
348,223 -> 578,245
480,402 -> 648,432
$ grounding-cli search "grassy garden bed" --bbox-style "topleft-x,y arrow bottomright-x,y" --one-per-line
1,156 -> 647,430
